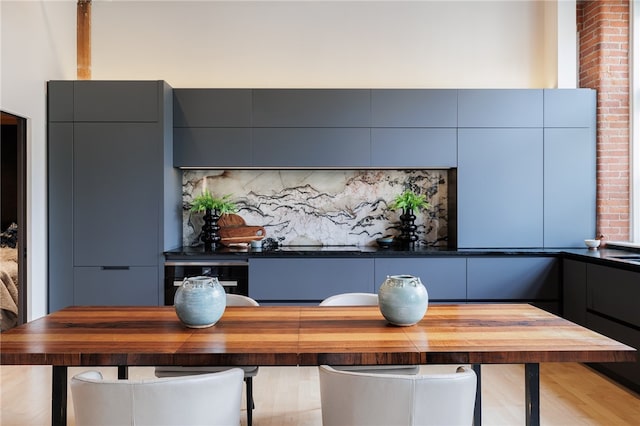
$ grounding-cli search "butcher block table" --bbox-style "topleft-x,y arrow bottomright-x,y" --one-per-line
1,304 -> 635,426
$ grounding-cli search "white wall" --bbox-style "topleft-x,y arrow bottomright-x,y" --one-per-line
1,0 -> 575,320
1,0 -> 76,320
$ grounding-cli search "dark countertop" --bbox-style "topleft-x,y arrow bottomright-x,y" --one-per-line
164,243 -> 640,272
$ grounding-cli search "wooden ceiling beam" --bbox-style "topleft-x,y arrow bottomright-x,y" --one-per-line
77,0 -> 91,80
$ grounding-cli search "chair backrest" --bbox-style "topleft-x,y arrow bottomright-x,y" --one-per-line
71,368 -> 244,426
226,293 -> 259,307
319,365 -> 477,426
319,292 -> 378,306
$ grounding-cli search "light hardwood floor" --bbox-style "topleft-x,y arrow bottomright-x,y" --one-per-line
1,363 -> 639,425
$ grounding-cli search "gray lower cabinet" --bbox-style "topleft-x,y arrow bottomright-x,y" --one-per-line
586,262 -> 640,392
562,261 -> 640,393
248,258 -> 374,304
373,258 -> 466,301
467,257 -> 559,312
562,259 -> 587,325
74,267 -> 159,306
457,128 -> 544,248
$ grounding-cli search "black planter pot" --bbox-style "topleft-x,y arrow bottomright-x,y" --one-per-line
398,208 -> 419,246
201,208 -> 221,251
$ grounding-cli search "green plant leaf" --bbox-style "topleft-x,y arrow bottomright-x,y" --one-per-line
388,189 -> 430,211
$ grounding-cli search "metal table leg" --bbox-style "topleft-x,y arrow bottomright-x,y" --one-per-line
525,363 -> 540,426
472,363 -> 482,425
52,366 -> 67,426
118,365 -> 128,379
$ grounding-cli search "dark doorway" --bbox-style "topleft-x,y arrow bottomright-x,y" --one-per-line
1,111 -> 27,329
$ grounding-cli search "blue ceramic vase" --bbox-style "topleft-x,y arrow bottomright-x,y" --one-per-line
174,276 -> 226,328
378,274 -> 429,326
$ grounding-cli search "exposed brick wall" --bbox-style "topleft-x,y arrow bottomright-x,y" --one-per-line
577,0 -> 630,241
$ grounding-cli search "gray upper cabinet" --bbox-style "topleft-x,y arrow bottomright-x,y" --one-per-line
458,89 -> 543,127
173,89 -> 252,127
252,128 -> 370,168
47,81 -> 74,122
252,89 -> 371,127
543,89 -> 596,128
73,81 -> 159,122
371,128 -> 456,168
457,128 -> 544,248
371,89 -> 457,127
47,122 -> 74,311
544,128 -> 596,247
73,123 -> 160,266
173,128 -> 252,168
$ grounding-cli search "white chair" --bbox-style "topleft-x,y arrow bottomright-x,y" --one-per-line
319,365 -> 477,426
319,292 -> 420,374
71,368 -> 244,426
156,293 -> 260,425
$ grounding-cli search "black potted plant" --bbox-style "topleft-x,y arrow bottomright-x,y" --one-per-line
190,191 -> 237,251
389,189 -> 430,246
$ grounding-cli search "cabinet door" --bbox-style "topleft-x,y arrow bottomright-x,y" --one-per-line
458,89 -> 543,127
562,259 -> 587,325
48,81 -> 74,122
73,81 -> 159,122
544,128 -> 596,247
73,123 -> 159,266
371,128 -> 457,168
74,267 -> 159,306
252,128 -> 370,168
586,264 -> 640,328
48,123 -> 74,312
252,89 -> 370,127
173,89 -> 252,127
457,128 -> 543,248
586,312 -> 640,390
371,89 -> 457,127
467,257 -> 559,301
173,128 -> 252,167
249,258 -> 374,303
543,89 -> 596,128
374,258 -> 466,301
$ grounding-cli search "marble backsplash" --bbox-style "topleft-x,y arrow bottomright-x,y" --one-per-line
182,170 -> 448,247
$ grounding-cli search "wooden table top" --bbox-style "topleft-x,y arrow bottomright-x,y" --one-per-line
1,304 -> 635,367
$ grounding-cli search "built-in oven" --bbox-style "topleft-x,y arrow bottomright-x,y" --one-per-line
164,260 -> 249,306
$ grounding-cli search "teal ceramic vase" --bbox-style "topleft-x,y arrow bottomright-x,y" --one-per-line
378,274 -> 428,326
174,276 -> 226,328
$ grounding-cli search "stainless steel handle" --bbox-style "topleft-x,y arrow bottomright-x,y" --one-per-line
165,261 -> 248,266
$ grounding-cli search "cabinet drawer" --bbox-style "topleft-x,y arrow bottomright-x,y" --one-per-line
249,258 -> 374,302
467,257 -> 559,300
374,258 -> 466,300
586,312 -> 640,389
74,266 -> 159,306
586,264 -> 640,328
